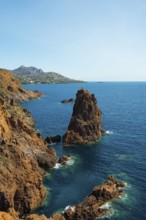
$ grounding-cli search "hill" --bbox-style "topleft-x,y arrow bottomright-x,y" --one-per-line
10,65 -> 84,84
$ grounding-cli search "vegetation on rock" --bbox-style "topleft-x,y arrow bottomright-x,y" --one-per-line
9,66 -> 84,84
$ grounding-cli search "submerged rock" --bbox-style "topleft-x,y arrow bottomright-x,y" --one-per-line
63,88 -> 103,146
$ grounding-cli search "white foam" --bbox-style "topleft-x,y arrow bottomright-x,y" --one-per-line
119,193 -> 128,201
100,202 -> 111,209
96,208 -> 114,219
54,157 -> 75,169
105,130 -> 113,135
54,163 -> 62,169
65,205 -> 75,212
66,158 -> 75,166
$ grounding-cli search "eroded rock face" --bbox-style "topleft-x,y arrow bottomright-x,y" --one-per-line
63,89 -> 103,146
0,69 -> 56,218
0,69 -> 42,101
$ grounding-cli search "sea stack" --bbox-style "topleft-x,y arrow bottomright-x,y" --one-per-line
63,88 -> 103,146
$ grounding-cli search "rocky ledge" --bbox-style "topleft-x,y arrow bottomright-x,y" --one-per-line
63,88 -> 103,146
26,176 -> 125,220
0,69 -> 56,218
63,176 -> 125,220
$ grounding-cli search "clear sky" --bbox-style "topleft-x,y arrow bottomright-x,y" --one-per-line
0,0 -> 146,81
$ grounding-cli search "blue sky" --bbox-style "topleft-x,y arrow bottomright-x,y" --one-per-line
0,0 -> 146,81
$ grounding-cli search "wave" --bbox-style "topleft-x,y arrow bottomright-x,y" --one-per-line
96,208 -> 114,220
105,130 -> 113,135
54,163 -> 62,169
100,202 -> 111,209
116,154 -> 136,162
66,158 -> 75,166
64,205 -> 75,212
53,157 -> 75,169
119,193 -> 128,201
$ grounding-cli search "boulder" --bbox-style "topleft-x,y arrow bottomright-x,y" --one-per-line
63,89 -> 103,146
58,155 -> 71,165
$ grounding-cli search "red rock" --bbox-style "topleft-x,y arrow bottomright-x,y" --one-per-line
0,69 -> 42,101
63,176 -> 125,220
63,89 -> 103,146
0,212 -> 17,220
0,69 -> 56,218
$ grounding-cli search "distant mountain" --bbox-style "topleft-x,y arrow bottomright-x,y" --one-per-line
9,65 -> 84,84
12,65 -> 44,75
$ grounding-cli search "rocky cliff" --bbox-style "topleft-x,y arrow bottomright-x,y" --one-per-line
0,69 -> 56,218
0,68 -> 42,101
63,89 -> 103,146
0,70 -> 125,220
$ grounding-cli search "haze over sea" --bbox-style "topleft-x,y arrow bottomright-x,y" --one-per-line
22,82 -> 146,220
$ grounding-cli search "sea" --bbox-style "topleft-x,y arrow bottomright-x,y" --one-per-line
21,82 -> 146,220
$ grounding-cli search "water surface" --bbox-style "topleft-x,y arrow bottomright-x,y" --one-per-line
22,82 -> 146,219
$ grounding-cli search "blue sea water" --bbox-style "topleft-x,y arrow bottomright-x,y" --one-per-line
22,82 -> 146,220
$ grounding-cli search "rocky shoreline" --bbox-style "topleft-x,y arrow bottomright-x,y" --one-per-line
0,69 -> 56,219
25,176 -> 125,220
0,69 -> 125,220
